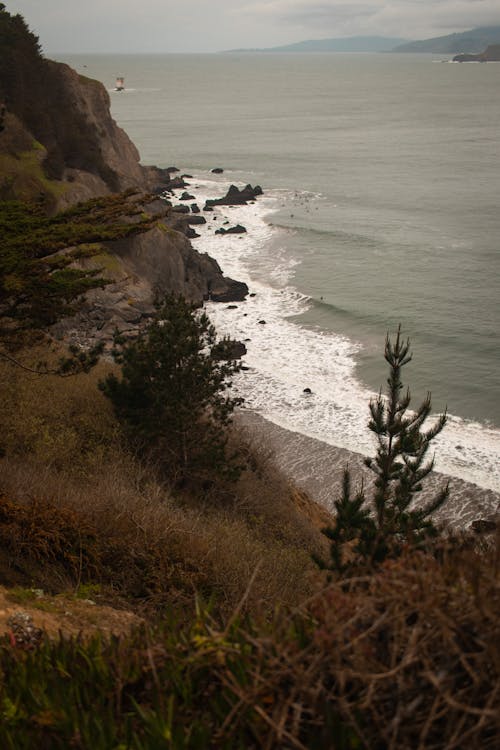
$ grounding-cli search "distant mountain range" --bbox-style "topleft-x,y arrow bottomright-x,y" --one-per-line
225,26 -> 500,55
226,36 -> 408,53
391,26 -> 500,54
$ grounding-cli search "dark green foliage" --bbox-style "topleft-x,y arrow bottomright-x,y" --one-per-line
100,295 -> 244,490
0,5 -> 42,98
0,194 -> 154,372
0,194 -> 149,326
321,328 -> 449,572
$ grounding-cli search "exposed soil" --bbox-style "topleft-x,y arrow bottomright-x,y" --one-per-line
0,585 -> 142,640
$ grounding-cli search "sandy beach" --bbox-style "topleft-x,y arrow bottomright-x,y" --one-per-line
237,409 -> 500,531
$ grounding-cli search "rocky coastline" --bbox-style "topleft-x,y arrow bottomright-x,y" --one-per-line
49,188 -> 253,353
2,47 -> 498,533
0,51 -> 259,352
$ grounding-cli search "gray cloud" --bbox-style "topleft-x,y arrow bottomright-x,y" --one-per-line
236,0 -> 500,37
5,0 -> 500,52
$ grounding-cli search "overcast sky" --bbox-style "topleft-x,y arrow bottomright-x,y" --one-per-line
5,0 -> 500,53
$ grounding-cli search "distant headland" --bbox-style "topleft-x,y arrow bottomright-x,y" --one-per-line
453,44 -> 500,62
225,25 -> 500,56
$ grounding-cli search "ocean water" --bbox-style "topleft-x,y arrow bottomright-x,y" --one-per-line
57,52 -> 500,492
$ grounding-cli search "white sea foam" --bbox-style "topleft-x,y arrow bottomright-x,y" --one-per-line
180,175 -> 500,495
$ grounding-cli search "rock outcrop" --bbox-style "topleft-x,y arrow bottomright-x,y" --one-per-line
0,10 -> 185,210
453,44 -> 500,62
211,339 -> 247,360
50,195 -> 248,350
215,224 -> 247,235
205,184 -> 263,208
0,61 -> 189,211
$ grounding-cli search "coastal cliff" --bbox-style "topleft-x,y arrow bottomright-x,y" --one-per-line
49,193 -> 248,351
0,6 -> 247,344
0,8 -> 156,208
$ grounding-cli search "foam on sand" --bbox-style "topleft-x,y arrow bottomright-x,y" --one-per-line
175,174 -> 500,512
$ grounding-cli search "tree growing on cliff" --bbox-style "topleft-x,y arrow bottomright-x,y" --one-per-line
0,194 -> 156,375
320,328 -> 449,572
100,295 -> 243,491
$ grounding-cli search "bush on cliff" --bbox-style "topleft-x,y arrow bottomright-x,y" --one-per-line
320,327 -> 449,572
100,295 -> 244,491
0,194 -> 156,375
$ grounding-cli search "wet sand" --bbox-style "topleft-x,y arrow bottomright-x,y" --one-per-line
237,409 -> 500,531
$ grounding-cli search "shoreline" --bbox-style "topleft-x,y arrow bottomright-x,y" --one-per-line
174,173 -> 500,510
237,409 -> 500,531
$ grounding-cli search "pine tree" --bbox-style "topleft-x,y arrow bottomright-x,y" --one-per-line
100,295 -> 243,491
321,327 -> 449,572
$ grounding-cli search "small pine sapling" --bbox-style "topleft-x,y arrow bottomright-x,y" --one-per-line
321,327 -> 449,572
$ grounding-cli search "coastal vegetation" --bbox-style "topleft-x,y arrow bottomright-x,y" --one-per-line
0,5 -> 498,747
0,194 -> 156,376
1,304 -> 498,746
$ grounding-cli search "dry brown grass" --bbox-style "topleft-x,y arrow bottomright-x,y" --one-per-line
0,346 -> 119,472
0,453 -> 322,617
1,348 -> 499,746
184,543 -> 498,748
230,427 -> 332,546
300,545 -> 500,748
0,347 -> 328,617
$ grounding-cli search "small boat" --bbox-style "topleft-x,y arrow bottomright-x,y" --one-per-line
115,76 -> 125,91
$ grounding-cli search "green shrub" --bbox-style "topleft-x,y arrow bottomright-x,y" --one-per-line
100,295 -> 243,491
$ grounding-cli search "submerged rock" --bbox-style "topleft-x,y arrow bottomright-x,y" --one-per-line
471,516 -> 497,534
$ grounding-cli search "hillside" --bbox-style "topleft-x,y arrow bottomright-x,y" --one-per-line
454,43 -> 500,62
392,25 -> 500,53
0,4 -> 181,210
227,35 -> 408,53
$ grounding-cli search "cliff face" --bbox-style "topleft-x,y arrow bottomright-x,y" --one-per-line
0,5 -> 248,343
44,61 -> 149,206
0,59 -> 155,208
0,7 -> 174,207
49,196 -> 248,351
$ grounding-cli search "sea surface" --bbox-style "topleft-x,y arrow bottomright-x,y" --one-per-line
57,52 -> 500,493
